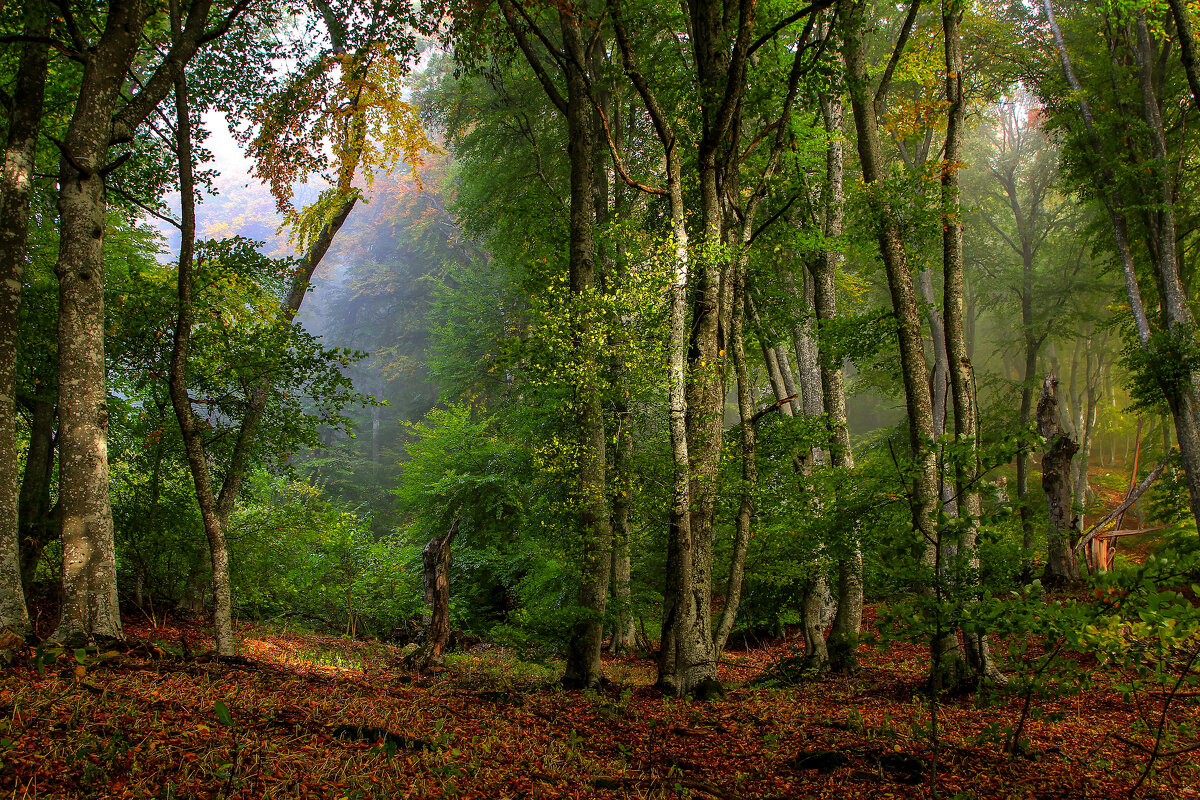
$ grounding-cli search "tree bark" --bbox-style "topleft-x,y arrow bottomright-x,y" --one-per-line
51,0 -> 224,646
1017,325 -> 1040,552
559,10 -> 611,689
1038,373 -> 1080,585
609,0 -> 700,698
17,398 -> 57,593
942,0 -> 1000,683
814,81 -> 862,675
606,97 -> 637,656
839,0 -> 962,689
166,7 -> 235,656
714,251 -> 754,655
0,0 -> 49,635
53,0 -> 153,645
413,519 -> 460,670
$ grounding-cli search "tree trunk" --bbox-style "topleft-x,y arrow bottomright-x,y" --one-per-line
814,81 -> 862,675
558,11 -> 611,690
793,266 -> 831,672
17,398 -> 57,593
1039,373 -> 1080,585
840,0 -> 962,689
1073,341 -> 1103,510
166,16 -> 235,657
941,1 -> 1000,683
605,96 -> 637,656
414,518 -> 459,671
0,0 -> 49,635
609,0 -> 697,698
607,516 -> 636,652
713,251 -> 754,655
52,1 -> 154,645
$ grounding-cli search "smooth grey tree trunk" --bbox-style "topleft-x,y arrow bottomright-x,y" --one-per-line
0,0 -> 49,635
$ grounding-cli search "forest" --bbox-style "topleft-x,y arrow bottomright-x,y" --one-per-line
1,0 -> 1199,797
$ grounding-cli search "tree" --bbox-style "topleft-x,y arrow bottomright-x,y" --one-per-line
50,0 -> 250,645
164,0 -> 427,655
837,0 -> 972,688
967,101 -> 1075,553
0,0 -> 50,636
1040,0 -> 1200,531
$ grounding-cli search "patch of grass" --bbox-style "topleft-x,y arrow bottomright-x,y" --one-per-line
294,645 -> 364,671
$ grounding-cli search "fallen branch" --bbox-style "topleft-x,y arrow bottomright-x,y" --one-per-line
1072,453 -> 1172,556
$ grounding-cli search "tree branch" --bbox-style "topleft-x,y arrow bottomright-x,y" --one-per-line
874,0 -> 922,118
746,0 -> 836,58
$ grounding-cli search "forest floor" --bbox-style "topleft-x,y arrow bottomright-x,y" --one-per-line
1,603 -> 1198,800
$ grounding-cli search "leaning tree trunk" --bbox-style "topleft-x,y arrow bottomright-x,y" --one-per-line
0,0 -> 49,636
166,30 -> 236,657
412,518 -> 460,671
840,0 -> 964,689
1038,373 -> 1080,585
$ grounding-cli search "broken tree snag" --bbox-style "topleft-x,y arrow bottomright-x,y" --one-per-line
410,517 -> 460,671
1038,373 -> 1081,585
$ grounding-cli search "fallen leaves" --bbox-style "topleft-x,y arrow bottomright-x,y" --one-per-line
0,613 -> 1195,799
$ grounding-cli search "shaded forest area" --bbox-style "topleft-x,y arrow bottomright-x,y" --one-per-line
1,0 -> 1199,797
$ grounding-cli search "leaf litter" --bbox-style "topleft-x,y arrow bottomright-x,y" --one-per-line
0,610 -> 1196,799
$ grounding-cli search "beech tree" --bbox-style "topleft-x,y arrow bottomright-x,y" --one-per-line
165,0 -> 428,656
49,0 -> 251,645
0,0 -> 49,636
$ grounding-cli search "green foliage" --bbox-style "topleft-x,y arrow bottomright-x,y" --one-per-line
230,472 -> 424,633
1146,452 -> 1196,528
1120,323 -> 1200,413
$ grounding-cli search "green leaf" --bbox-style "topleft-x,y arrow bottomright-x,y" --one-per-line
214,700 -> 234,727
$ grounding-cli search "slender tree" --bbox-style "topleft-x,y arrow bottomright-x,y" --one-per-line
0,0 -> 50,636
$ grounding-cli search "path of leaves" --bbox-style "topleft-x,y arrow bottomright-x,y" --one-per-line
1,609 -> 1197,799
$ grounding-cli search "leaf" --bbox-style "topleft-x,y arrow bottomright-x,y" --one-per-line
214,700 -> 234,727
